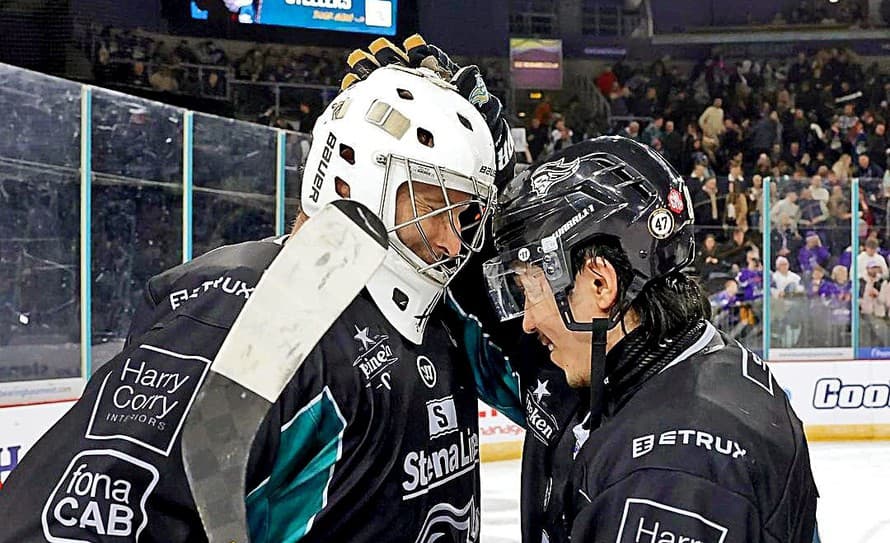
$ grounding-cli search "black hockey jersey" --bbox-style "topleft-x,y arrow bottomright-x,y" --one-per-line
0,238 -> 485,543
567,321 -> 818,543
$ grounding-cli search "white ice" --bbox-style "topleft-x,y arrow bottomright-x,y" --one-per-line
480,441 -> 890,542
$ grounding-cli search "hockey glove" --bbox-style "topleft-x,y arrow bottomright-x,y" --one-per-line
341,35 -> 515,185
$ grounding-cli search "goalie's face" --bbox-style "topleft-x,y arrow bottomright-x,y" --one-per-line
393,182 -> 475,265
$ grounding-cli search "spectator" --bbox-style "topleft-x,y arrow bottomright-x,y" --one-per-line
828,184 -> 854,252
698,97 -> 725,151
694,176 -> 723,232
832,153 -> 853,182
798,231 -> 831,273
526,117 -> 549,161
782,141 -> 805,170
809,175 -> 830,207
854,154 -> 885,179
771,256 -> 804,297
622,120 -> 640,142
719,227 -> 757,270
806,266 -> 833,298
866,121 -> 888,170
860,257 -> 890,317
641,116 -> 665,146
828,265 -> 853,305
696,234 -> 729,278
747,174 -> 764,227
838,103 -> 858,133
750,112 -> 779,158
711,278 -> 740,310
857,238 -> 889,279
798,187 -> 830,233
595,65 -> 618,96
770,190 -> 801,231
661,120 -> 683,167
724,181 -> 749,231
551,118 -> 574,152
737,249 -> 764,301
633,86 -> 660,118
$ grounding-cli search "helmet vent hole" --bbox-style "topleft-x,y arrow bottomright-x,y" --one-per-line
335,177 -> 351,198
456,113 -> 473,131
339,143 -> 355,165
397,88 -> 414,100
417,127 -> 435,148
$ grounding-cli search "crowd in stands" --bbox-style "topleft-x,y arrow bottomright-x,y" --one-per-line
85,26 -> 509,133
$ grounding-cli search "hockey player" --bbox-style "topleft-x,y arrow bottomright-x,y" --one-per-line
482,137 -> 819,542
0,58 -> 513,542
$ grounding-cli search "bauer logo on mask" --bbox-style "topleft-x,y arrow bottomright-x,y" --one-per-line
42,449 -> 159,543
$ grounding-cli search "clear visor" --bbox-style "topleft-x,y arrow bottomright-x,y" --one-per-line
483,242 -> 566,322
385,155 -> 495,286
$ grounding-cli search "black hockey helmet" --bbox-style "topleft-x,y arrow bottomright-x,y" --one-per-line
484,136 -> 695,330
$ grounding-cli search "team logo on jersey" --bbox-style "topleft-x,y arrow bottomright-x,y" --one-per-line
42,449 -> 159,543
352,325 -> 399,386
416,355 -> 437,389
414,498 -> 480,543
85,344 -> 211,457
426,396 -> 459,439
615,498 -> 728,543
631,429 -> 746,459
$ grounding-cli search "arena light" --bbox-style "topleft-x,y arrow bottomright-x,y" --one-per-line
529,92 -> 543,99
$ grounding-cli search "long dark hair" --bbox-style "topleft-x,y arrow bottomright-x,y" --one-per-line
572,235 -> 711,346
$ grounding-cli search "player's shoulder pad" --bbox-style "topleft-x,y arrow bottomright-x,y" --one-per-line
147,238 -> 285,330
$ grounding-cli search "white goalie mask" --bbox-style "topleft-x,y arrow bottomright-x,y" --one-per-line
300,65 -> 497,343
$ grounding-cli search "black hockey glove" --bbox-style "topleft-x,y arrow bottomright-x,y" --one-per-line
341,35 -> 514,186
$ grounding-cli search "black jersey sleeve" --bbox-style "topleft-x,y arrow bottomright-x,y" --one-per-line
570,468 -> 765,543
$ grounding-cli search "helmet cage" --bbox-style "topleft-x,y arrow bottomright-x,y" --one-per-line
380,153 -> 495,288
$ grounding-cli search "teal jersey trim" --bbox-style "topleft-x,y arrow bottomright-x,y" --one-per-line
445,290 -> 525,426
246,387 -> 346,543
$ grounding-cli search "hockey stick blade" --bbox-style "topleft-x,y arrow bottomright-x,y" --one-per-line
182,200 -> 388,543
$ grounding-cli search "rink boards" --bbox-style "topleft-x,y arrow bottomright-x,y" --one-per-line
1,358 -> 890,485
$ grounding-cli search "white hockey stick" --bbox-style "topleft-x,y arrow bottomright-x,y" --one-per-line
181,200 -> 389,543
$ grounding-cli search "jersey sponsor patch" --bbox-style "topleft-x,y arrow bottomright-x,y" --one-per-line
168,274 -> 254,311
352,325 -> 399,386
525,382 -> 559,445
427,396 -> 459,439
616,498 -> 728,543
631,429 -> 746,460
401,428 -> 479,500
85,344 -> 211,456
41,449 -> 159,543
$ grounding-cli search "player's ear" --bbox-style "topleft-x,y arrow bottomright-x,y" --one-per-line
583,256 -> 619,312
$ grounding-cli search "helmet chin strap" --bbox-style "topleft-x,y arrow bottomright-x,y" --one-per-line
589,318 -> 610,430
553,291 -> 614,432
